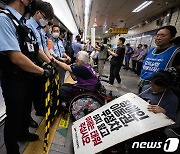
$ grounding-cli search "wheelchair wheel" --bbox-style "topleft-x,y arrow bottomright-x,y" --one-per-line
69,93 -> 104,121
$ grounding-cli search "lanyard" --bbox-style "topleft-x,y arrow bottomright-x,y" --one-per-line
139,87 -> 166,106
56,40 -> 61,57
37,27 -> 45,51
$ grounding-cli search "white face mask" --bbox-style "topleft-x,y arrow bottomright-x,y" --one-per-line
52,32 -> 60,39
39,18 -> 48,27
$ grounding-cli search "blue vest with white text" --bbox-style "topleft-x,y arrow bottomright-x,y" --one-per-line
140,46 -> 179,80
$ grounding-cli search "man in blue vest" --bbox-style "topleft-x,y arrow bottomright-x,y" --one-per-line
139,25 -> 180,93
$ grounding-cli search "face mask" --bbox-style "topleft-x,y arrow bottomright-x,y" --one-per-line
39,18 -> 48,27
52,32 -> 60,39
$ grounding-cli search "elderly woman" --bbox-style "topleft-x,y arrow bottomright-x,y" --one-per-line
55,51 -> 98,104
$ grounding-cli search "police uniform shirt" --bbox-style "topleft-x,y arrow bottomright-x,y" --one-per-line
26,17 -> 44,51
0,6 -> 21,53
51,37 -> 65,57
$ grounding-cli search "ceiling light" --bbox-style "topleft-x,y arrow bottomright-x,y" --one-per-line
93,22 -> 97,27
84,0 -> 92,41
105,30 -> 108,34
93,18 -> 97,27
132,1 -> 153,13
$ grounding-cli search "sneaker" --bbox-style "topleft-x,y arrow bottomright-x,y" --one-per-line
169,127 -> 180,137
18,132 -> 39,142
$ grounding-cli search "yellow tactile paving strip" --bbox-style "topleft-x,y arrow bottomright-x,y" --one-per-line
23,74 -> 74,154
23,117 -> 60,154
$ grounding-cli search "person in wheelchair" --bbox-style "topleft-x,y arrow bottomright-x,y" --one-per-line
139,70 -> 179,121
54,50 -> 98,106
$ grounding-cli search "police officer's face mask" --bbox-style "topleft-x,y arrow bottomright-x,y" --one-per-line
52,32 -> 60,39
39,18 -> 48,27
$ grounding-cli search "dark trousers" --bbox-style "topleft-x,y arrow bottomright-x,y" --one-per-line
33,76 -> 45,114
137,61 -> 143,75
125,57 -> 130,69
132,60 -> 137,73
109,64 -> 122,85
60,83 -> 77,99
59,83 -> 79,106
1,78 -> 33,154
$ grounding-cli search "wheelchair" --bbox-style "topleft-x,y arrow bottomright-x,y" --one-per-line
60,81 -> 116,121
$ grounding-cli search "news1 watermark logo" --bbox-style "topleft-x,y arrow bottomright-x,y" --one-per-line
132,138 -> 179,152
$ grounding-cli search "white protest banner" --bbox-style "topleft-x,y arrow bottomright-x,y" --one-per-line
72,93 -> 175,154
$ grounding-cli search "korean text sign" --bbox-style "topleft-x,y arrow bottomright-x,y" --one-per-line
72,93 -> 174,154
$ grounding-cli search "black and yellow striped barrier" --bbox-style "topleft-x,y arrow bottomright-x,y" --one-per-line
23,67 -> 65,154
43,68 -> 61,153
44,77 -> 51,152
54,69 -> 60,116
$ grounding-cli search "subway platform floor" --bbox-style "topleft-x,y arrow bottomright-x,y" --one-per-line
48,62 -> 140,154
1,61 -> 179,154
0,62 -> 142,154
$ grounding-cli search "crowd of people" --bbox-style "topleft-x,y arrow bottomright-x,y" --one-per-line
0,0 -> 180,154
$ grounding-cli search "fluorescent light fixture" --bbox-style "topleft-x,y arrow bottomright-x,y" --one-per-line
142,35 -> 151,38
84,0 -> 92,41
132,1 -> 153,13
93,22 -> 97,27
93,17 -> 97,27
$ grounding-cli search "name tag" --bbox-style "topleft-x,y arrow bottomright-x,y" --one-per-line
27,42 -> 34,52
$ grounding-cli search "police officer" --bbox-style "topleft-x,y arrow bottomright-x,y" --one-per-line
51,25 -> 71,85
51,25 -> 71,63
42,21 -> 54,59
0,0 -> 50,153
26,0 -> 54,62
26,1 -> 54,117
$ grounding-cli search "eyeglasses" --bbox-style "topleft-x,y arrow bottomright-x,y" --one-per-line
155,34 -> 168,38
39,11 -> 46,20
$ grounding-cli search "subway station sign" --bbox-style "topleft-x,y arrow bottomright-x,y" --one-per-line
108,28 -> 128,34
72,93 -> 175,154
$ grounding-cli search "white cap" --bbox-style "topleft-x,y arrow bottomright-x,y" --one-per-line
77,51 -> 89,64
